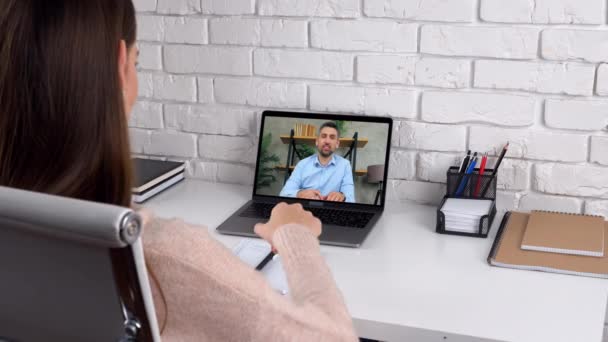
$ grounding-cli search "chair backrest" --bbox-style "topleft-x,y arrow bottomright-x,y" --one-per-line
0,186 -> 161,342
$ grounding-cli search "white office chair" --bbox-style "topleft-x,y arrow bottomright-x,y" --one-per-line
0,186 -> 161,342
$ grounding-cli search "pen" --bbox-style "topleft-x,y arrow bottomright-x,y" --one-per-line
455,156 -> 478,197
255,251 -> 275,271
480,142 -> 509,197
453,150 -> 471,195
459,150 -> 471,173
473,154 -> 487,198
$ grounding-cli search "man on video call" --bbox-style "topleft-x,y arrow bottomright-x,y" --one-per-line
280,122 -> 355,203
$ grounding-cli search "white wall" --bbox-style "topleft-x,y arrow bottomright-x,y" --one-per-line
130,0 -> 608,215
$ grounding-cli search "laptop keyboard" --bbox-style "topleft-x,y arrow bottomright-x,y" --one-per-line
239,202 -> 374,229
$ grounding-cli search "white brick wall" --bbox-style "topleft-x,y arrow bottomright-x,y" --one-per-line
132,1 -> 608,205
254,49 -> 352,80
133,0 -> 157,12
157,0 -> 200,15
518,193 -> 583,213
545,99 -> 608,131
591,136 -> 608,165
130,102 -> 163,129
202,0 -> 254,15
259,0 -> 360,18
356,56 -> 471,88
164,17 -> 207,44
215,78 -> 306,109
164,45 -> 252,75
469,127 -> 588,162
260,20 -> 308,48
420,25 -> 539,59
597,64 -> 608,95
210,18 -> 260,45
388,150 -> 417,180
421,91 -> 536,126
152,75 -> 197,102
395,121 -> 466,152
474,60 -> 595,96
311,21 -> 417,52
138,43 -> 162,70
309,84 -> 417,118
365,0 -> 475,22
480,0 -> 605,24
542,29 -> 608,63
534,163 -> 608,198
586,200 -> 608,217
198,135 -> 257,164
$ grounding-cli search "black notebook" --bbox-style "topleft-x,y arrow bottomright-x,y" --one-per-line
133,158 -> 186,195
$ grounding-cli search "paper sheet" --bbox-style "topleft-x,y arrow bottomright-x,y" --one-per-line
232,239 -> 289,295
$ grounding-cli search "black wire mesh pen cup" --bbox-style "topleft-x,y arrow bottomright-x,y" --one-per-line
436,167 -> 498,238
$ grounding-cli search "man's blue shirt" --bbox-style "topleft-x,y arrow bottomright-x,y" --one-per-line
279,154 -> 355,202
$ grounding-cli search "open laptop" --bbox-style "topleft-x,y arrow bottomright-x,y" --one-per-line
217,111 -> 393,248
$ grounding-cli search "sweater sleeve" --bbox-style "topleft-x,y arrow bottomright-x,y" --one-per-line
141,213 -> 358,342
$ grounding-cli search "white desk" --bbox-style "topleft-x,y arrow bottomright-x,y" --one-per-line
146,180 -> 608,342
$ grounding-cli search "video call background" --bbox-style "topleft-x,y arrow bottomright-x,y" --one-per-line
256,117 -> 390,205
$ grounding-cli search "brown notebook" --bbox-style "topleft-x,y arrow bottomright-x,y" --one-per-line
488,212 -> 608,279
521,211 -> 604,257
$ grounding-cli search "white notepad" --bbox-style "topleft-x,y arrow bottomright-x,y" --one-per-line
441,198 -> 493,234
232,239 -> 289,295
442,198 -> 493,215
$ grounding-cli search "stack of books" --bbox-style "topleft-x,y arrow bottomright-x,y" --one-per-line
294,123 -> 316,137
132,158 -> 186,203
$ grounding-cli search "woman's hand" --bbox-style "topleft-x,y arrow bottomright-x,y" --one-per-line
254,202 -> 321,249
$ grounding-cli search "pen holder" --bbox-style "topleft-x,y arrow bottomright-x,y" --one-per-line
446,167 -> 497,200
436,167 -> 498,238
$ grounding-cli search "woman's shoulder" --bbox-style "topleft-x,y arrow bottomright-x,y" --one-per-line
136,208 -> 211,255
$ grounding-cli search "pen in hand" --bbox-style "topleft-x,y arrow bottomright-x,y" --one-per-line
255,251 -> 275,271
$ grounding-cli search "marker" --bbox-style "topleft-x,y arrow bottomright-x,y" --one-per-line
474,154 -> 488,198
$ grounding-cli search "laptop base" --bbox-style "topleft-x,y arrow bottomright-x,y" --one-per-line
216,200 -> 380,248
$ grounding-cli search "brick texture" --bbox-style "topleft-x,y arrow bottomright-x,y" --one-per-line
132,1 -> 608,208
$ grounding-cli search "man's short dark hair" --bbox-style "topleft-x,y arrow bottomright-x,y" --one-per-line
319,121 -> 340,138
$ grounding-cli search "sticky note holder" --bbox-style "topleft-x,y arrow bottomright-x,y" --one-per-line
436,167 -> 498,238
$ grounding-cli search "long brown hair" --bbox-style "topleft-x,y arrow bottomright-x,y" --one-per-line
0,0 -> 136,207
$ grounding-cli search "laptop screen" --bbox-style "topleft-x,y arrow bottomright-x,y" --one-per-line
254,112 -> 392,207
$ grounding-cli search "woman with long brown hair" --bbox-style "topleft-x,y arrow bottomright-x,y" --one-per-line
0,0 -> 358,340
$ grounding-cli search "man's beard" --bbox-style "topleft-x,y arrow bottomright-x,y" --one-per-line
318,145 -> 334,158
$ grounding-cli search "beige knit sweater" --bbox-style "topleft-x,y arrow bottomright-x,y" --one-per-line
140,210 -> 358,342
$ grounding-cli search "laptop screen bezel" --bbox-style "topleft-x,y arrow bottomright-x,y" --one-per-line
252,110 -> 393,211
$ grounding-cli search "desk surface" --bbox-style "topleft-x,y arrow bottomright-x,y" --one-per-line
145,180 -> 608,342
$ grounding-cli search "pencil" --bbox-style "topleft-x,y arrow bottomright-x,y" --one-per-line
480,143 -> 509,198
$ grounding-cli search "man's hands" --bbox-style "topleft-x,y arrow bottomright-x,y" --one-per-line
296,189 -> 322,200
325,192 -> 345,202
296,189 -> 345,202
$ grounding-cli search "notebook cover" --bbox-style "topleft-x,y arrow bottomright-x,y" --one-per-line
488,212 -> 608,279
521,211 -> 604,257
132,172 -> 184,204
132,158 -> 185,193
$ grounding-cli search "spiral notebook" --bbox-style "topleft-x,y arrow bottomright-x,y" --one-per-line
521,211 -> 604,257
488,212 -> 608,279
